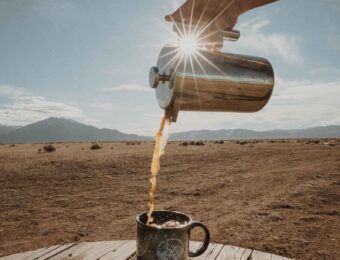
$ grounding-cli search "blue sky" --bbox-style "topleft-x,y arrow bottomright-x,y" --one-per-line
0,0 -> 339,135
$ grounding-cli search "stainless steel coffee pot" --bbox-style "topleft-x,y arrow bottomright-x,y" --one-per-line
149,45 -> 274,122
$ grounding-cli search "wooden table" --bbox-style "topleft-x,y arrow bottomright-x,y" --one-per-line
2,240 -> 293,260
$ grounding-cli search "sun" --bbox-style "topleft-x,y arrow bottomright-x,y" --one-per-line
178,35 -> 198,55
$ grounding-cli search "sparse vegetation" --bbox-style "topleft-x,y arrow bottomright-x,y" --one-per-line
1,140 -> 340,259
126,141 -> 141,145
43,144 -> 56,153
180,140 -> 205,146
90,143 -> 102,150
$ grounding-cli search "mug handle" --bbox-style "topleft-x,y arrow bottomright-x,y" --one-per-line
188,221 -> 210,257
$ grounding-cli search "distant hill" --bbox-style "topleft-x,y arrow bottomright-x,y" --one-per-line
170,125 -> 340,140
0,117 -> 150,143
0,125 -> 20,136
0,118 -> 339,143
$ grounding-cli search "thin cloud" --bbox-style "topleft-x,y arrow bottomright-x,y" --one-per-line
0,85 -> 82,126
225,17 -> 303,64
87,103 -> 117,111
0,85 -> 24,98
103,84 -> 151,92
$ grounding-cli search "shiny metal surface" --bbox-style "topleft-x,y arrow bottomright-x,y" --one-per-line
221,29 -> 240,41
173,24 -> 240,43
151,45 -> 274,122
149,67 -> 160,89
149,66 -> 171,89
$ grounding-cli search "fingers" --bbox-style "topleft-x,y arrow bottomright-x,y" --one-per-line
165,0 -> 208,24
165,0 -> 195,23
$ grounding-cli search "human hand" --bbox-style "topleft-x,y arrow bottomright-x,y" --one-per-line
165,0 -> 278,49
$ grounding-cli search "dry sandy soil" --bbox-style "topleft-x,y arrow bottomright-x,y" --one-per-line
1,139 -> 339,259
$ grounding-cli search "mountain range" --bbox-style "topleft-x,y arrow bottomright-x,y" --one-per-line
0,124 -> 19,136
0,117 -> 339,144
170,126 -> 340,140
0,118 -> 150,143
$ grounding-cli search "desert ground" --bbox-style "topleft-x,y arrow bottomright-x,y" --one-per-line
0,139 -> 339,259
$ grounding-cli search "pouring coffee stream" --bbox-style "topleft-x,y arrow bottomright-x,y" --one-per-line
146,0 -> 277,227
146,115 -> 171,225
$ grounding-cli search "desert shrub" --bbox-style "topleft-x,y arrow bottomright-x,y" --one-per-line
38,148 -> 42,153
126,142 -> 130,145
43,144 -> 56,153
90,143 -> 102,150
189,141 -> 196,145
181,141 -> 188,146
195,140 -> 205,146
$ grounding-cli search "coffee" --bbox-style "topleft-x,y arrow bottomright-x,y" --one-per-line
149,220 -> 188,229
146,114 -> 171,225
137,211 -> 210,259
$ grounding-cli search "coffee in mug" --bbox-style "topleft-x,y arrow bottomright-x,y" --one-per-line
136,210 -> 210,260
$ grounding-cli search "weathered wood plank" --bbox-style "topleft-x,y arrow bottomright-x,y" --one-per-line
1,245 -> 64,260
1,247 -> 48,260
99,240 -> 135,259
250,249 -> 272,260
215,244 -> 252,260
39,243 -> 76,259
195,243 -> 224,260
78,240 -> 126,260
49,241 -> 105,259
189,241 -> 202,254
2,240 -> 294,260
